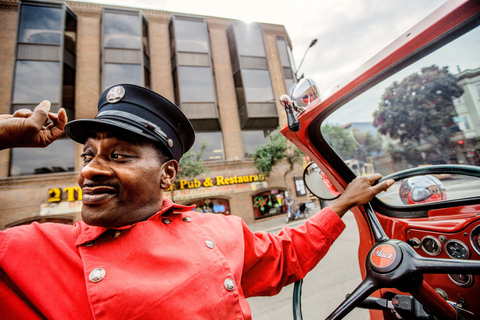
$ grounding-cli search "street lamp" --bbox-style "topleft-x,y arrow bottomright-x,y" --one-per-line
294,38 -> 318,80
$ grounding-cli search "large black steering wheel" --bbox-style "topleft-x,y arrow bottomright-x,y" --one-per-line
293,165 -> 480,320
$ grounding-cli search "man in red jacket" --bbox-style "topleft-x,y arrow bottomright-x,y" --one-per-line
0,84 -> 393,319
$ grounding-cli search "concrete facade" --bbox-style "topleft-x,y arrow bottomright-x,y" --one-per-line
0,0 -> 312,229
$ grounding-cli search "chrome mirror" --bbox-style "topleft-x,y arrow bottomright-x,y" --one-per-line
280,78 -> 320,133
291,78 -> 319,110
399,175 -> 447,204
303,162 -> 340,200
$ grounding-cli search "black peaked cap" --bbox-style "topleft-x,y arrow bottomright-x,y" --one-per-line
64,84 -> 195,161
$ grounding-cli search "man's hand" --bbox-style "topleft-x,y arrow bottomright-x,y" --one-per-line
329,173 -> 394,218
0,100 -> 67,150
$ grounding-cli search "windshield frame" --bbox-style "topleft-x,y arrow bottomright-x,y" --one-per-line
282,0 -> 480,217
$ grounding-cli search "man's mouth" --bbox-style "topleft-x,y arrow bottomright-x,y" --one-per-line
81,186 -> 118,205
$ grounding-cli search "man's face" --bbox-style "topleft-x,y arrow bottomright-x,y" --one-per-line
78,131 -> 174,228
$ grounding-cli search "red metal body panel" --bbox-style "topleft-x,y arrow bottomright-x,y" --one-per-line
282,0 -> 480,319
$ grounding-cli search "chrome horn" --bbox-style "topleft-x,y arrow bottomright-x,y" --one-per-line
280,78 -> 320,133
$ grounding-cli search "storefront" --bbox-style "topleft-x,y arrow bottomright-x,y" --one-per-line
252,189 -> 288,219
167,160 -> 310,224
0,160 -> 310,229
168,171 -> 273,223
188,198 -> 231,215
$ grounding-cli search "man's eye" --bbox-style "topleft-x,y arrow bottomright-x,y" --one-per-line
81,153 -> 93,162
111,153 -> 129,160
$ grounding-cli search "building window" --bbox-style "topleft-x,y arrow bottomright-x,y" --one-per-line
104,64 -> 143,89
10,2 -> 77,176
103,11 -> 142,49
454,116 -> 471,131
18,4 -> 63,44
173,18 -> 210,53
170,15 -> 220,134
102,9 -> 150,90
227,22 -> 278,131
241,69 -> 275,103
233,24 -> 266,57
241,130 -> 272,158
10,139 -> 75,175
191,132 -> 225,161
189,198 -> 230,215
64,10 -> 77,55
277,37 -> 296,94
233,69 -> 275,107
13,61 -> 61,104
294,177 -> 307,196
252,189 -> 287,219
177,66 -> 216,102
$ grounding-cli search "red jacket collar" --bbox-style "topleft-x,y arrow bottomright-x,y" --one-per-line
75,198 -> 196,246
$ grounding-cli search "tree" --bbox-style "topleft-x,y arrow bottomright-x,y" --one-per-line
170,142 -> 210,201
373,65 -> 464,163
351,129 -> 382,162
252,130 -> 304,195
178,141 -> 209,179
321,123 -> 357,160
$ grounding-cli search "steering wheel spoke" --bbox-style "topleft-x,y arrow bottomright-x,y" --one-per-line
325,276 -> 378,320
314,166 -> 480,320
364,203 -> 389,243
417,255 -> 480,274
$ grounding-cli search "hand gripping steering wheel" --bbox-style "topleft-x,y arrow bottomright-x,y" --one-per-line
293,165 -> 480,320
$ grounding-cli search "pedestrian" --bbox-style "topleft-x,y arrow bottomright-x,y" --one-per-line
0,84 -> 394,319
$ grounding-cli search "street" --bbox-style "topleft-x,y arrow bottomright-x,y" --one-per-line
246,212 -> 370,320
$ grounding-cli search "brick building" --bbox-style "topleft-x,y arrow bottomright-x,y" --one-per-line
0,0 -> 312,229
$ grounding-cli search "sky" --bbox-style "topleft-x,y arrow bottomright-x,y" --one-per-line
71,0 -> 448,95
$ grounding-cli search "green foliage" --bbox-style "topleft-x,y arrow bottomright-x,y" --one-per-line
321,123 -> 357,159
178,141 -> 210,179
252,130 -> 304,178
372,65 -> 463,162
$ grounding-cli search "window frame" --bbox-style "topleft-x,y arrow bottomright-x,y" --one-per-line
101,7 -> 150,90
9,1 -> 77,177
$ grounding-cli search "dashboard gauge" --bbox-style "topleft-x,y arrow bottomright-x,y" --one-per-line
421,236 -> 441,256
470,225 -> 480,255
445,240 -> 470,260
448,274 -> 474,287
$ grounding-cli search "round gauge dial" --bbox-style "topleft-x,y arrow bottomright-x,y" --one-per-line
470,225 -> 480,255
445,240 -> 470,260
421,236 -> 441,256
448,274 -> 473,287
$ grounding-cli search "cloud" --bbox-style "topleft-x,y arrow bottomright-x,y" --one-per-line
294,0 -> 447,93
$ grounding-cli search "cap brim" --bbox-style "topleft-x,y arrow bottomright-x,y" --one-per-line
65,118 -> 175,159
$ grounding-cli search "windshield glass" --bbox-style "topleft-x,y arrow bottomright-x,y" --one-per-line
321,24 -> 480,206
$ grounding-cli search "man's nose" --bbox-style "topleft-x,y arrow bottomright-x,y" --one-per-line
80,157 -> 112,180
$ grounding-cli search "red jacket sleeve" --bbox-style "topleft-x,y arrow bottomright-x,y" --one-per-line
241,207 -> 345,297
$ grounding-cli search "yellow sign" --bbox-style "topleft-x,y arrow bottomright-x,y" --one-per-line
48,187 -> 82,202
172,181 -> 268,201
48,174 -> 266,202
176,174 -> 266,190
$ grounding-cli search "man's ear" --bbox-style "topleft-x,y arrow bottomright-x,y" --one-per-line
160,159 -> 178,190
